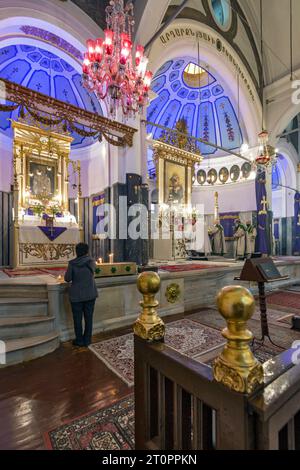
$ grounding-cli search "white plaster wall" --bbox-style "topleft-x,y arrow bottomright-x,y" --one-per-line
233,16 -> 259,86
192,180 -> 256,215
0,0 -> 102,53
0,133 -> 13,192
265,70 -> 300,146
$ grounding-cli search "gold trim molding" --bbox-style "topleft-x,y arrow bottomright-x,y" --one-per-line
20,243 -> 76,262
1,78 -> 136,147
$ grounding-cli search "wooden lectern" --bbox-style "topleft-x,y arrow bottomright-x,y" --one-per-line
235,258 -> 289,346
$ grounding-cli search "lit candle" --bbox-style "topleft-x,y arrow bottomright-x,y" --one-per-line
57,275 -> 63,283
97,258 -> 103,265
109,253 -> 114,264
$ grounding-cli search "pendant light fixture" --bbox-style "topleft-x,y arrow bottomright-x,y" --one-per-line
254,0 -> 277,168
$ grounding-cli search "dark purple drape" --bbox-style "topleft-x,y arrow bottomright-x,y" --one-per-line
255,171 -> 268,255
92,193 -> 106,235
220,212 -> 239,239
293,192 -> 300,255
38,226 -> 67,242
273,219 -> 280,241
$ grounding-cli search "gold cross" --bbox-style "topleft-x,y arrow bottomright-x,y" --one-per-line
259,196 -> 268,215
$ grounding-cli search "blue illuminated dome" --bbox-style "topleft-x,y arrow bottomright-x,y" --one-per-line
147,57 -> 243,157
0,44 -> 103,148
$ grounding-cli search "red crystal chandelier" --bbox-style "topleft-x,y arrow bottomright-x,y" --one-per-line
82,0 -> 153,119
255,130 -> 277,167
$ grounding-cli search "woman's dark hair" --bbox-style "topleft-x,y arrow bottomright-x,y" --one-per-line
76,243 -> 89,258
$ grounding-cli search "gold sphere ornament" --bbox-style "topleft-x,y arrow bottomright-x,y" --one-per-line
213,286 -> 264,394
216,285 -> 255,323
137,271 -> 161,296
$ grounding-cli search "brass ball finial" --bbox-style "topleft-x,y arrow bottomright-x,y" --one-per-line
213,285 -> 263,394
137,271 -> 161,296
216,285 -> 255,323
134,271 -> 165,342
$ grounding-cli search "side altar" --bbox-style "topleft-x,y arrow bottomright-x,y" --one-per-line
151,119 -> 203,261
12,120 -> 83,268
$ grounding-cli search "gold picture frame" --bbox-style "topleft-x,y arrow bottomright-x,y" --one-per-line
164,160 -> 188,205
26,157 -> 57,200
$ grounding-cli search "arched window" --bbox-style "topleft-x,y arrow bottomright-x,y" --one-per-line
210,0 -> 232,30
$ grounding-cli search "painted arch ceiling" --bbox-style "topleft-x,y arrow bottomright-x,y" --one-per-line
147,57 -> 243,155
0,44 -> 103,148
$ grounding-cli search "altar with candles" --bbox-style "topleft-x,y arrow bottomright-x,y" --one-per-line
12,119 -> 83,268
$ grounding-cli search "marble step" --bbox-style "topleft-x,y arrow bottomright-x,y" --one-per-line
0,298 -> 48,317
0,333 -> 60,367
0,315 -> 55,340
0,283 -> 48,299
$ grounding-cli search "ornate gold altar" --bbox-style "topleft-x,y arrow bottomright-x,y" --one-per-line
152,120 -> 203,260
12,119 -> 83,268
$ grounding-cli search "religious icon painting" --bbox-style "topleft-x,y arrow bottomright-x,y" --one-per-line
164,161 -> 186,205
197,169 -> 206,185
241,162 -> 252,179
219,167 -> 229,184
207,169 -> 218,185
28,161 -> 56,198
230,165 -> 240,182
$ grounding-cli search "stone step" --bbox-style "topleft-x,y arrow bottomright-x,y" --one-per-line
0,298 -> 48,317
0,316 -> 55,340
0,333 -> 60,367
0,283 -> 48,299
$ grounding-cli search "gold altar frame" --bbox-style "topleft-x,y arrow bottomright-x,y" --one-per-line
12,120 -> 73,210
12,119 -> 83,268
152,140 -> 203,207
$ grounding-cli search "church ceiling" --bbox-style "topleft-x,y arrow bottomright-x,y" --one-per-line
147,57 -> 243,158
0,44 -> 103,148
70,0 -> 137,31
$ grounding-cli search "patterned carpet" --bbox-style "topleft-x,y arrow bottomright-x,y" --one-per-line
190,308 -> 300,350
2,268 -> 45,277
89,319 -> 225,386
2,267 -> 66,278
252,307 -> 293,327
159,264 -> 227,272
266,291 -> 300,311
45,395 -> 134,450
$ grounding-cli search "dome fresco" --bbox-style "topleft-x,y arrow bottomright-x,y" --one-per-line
147,57 -> 243,156
0,44 -> 103,148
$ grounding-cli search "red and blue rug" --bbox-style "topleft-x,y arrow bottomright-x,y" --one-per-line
44,395 -> 134,450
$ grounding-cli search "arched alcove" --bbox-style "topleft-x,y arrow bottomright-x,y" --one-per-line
0,12 -> 108,196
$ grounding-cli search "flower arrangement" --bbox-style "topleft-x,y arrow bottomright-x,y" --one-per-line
25,197 -> 63,219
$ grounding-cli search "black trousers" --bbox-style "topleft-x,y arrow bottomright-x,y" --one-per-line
71,299 -> 96,346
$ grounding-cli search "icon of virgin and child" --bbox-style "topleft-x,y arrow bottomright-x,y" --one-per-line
30,163 -> 54,198
167,172 -> 185,204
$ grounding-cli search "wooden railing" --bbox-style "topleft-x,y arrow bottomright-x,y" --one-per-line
135,337 -> 300,450
133,272 -> 300,450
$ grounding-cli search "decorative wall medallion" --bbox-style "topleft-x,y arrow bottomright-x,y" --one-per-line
207,168 -> 218,185
241,162 -> 252,179
197,169 -> 206,185
166,283 -> 181,304
230,165 -> 240,182
219,167 -> 229,184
